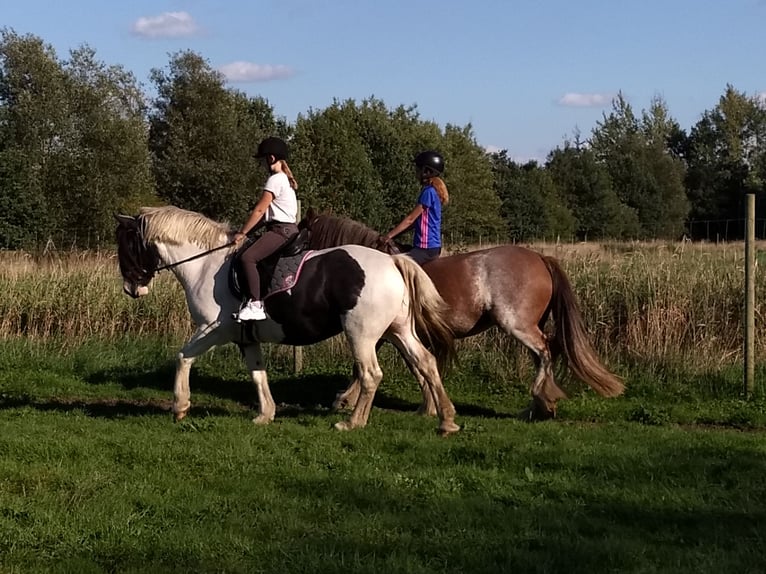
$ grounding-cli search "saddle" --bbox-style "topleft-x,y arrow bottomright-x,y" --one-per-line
228,228 -> 313,302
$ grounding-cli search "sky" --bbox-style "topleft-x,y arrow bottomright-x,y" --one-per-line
2,0 -> 765,162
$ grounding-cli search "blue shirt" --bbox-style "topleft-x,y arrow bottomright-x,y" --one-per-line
412,185 -> 442,249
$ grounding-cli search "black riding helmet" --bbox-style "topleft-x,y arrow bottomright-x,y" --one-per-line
414,150 -> 445,176
255,136 -> 289,162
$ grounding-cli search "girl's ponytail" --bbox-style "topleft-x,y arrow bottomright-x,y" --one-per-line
280,160 -> 298,190
429,176 -> 449,205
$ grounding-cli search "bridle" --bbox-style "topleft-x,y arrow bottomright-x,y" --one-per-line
116,218 -> 235,287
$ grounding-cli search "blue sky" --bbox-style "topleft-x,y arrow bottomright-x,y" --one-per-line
2,0 -> 764,161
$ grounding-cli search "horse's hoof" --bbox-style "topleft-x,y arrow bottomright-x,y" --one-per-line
252,415 -> 273,426
416,405 -> 438,417
518,402 -> 556,422
437,422 -> 461,436
334,421 -> 353,431
174,410 -> 189,422
516,407 -> 534,422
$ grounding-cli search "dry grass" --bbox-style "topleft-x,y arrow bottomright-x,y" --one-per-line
0,250 -> 192,341
1,242 -> 764,370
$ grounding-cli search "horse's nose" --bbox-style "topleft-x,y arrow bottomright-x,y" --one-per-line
123,281 -> 139,298
123,280 -> 147,298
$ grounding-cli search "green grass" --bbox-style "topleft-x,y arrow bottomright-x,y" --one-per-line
2,338 -> 766,573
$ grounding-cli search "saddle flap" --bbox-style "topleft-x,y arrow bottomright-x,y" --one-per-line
228,248 -> 313,302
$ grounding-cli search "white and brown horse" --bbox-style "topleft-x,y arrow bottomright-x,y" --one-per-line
115,206 -> 459,434
300,210 -> 625,419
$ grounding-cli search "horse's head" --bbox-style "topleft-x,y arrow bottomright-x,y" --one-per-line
114,214 -> 159,298
297,206 -> 320,231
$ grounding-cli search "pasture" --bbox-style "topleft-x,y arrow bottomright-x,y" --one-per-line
1,242 -> 766,573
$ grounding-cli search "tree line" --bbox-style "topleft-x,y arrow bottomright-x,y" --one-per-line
1,29 -> 764,249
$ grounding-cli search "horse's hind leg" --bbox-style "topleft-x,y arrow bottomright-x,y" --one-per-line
388,329 -> 459,435
496,316 -> 566,421
333,363 -> 362,411
333,354 -> 437,417
525,340 -> 566,420
333,340 -> 384,411
407,362 -> 437,417
334,339 -> 383,431
242,343 -> 275,425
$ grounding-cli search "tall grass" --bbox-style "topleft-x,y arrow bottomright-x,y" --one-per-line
1,242 -> 763,373
0,250 -> 190,340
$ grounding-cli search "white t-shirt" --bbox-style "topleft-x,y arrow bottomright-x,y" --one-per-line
263,172 -> 297,223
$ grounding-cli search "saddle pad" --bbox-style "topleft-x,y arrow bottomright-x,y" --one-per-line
263,250 -> 314,300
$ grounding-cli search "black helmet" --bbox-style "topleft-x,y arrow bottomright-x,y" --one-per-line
414,150 -> 444,175
255,137 -> 289,161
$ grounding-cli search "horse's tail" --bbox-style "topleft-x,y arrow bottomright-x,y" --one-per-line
392,254 -> 456,371
543,256 -> 625,398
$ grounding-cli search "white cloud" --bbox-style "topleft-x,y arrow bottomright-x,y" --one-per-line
557,92 -> 614,108
131,12 -> 199,39
219,61 -> 295,82
757,91 -> 766,104
484,144 -> 504,154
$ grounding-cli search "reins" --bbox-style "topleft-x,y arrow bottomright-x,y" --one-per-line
154,241 -> 236,273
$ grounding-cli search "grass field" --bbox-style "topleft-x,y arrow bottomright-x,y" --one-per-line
2,337 -> 766,573
1,242 -> 766,572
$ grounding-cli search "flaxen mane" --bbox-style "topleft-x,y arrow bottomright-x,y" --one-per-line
139,206 -> 232,250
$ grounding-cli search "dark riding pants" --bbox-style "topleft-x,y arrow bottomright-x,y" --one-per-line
407,247 -> 441,266
240,222 -> 298,299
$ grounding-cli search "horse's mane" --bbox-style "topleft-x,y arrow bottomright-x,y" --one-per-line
138,206 -> 231,250
308,212 -> 392,252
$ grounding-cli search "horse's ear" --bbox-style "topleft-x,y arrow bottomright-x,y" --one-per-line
305,206 -> 317,222
114,214 -> 136,226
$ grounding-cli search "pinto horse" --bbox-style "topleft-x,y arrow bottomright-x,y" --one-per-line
114,206 -> 460,434
300,209 -> 624,419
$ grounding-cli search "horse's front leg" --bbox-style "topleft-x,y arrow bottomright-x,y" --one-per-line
174,325 -> 226,421
174,352 -> 195,421
241,343 -> 276,425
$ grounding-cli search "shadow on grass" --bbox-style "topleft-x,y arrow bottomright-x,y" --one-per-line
83,360 -> 520,418
0,360 -> 520,421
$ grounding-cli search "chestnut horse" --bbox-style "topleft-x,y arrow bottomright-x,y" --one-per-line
300,209 -> 624,419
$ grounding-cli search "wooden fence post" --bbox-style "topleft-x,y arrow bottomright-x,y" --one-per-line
744,193 -> 755,397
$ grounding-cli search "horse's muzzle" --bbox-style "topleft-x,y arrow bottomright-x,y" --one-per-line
123,281 -> 149,298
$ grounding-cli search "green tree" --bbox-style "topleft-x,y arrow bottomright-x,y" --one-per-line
0,30 -> 153,247
685,85 -> 766,238
292,100 -> 504,243
0,29 -> 67,247
440,124 -> 505,243
546,143 -> 634,239
492,151 -> 576,241
148,50 -> 283,224
590,93 -> 688,238
290,99 -> 387,228
55,46 -> 155,242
